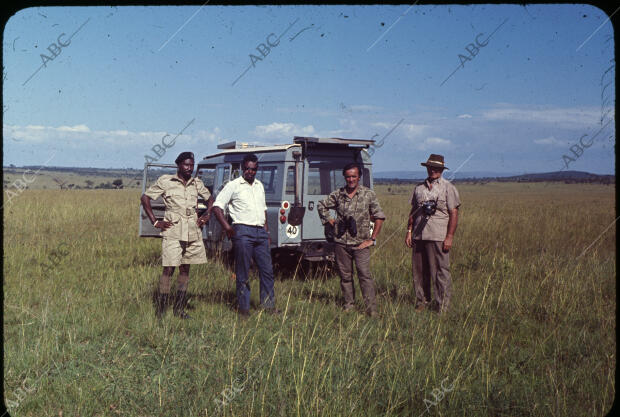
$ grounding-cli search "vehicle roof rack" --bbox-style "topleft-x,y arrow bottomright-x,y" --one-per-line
217,141 -> 264,150
293,136 -> 375,147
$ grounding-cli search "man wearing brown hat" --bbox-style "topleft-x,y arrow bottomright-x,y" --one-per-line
141,151 -> 214,319
405,154 -> 460,313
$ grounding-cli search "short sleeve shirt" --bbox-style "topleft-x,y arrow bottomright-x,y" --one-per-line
144,174 -> 211,241
410,176 -> 460,241
213,176 -> 267,227
317,185 -> 386,246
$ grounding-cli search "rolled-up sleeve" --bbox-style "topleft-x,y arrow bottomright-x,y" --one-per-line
368,190 -> 386,220
144,177 -> 165,200
446,184 -> 461,210
214,181 -> 234,211
410,187 -> 417,207
317,191 -> 338,225
196,179 -> 211,201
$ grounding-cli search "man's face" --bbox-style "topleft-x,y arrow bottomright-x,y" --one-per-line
178,158 -> 195,180
243,161 -> 258,183
344,167 -> 360,190
426,165 -> 444,180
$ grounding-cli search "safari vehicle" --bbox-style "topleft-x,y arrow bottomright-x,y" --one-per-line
139,136 -> 376,261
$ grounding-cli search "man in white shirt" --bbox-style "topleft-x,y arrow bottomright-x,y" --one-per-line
212,153 -> 277,317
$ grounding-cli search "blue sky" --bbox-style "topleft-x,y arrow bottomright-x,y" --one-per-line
2,4 -> 616,174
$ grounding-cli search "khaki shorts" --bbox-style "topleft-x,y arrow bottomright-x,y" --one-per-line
162,238 -> 207,267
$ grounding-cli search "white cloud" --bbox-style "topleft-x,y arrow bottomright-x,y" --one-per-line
402,123 -> 429,139
109,129 -> 129,136
533,136 -> 568,147
252,122 -> 315,139
418,136 -> 452,150
457,114 -> 473,119
482,106 -> 598,127
2,123 -> 214,147
57,124 -> 90,133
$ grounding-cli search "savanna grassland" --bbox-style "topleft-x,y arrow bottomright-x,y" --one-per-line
3,182 -> 616,416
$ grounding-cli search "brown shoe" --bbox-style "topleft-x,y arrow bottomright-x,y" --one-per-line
414,304 -> 426,312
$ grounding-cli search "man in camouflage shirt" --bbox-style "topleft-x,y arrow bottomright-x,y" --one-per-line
318,163 -> 385,316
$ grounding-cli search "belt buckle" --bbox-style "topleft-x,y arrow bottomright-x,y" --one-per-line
186,208 -> 192,216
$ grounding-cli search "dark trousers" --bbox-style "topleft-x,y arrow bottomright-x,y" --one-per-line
232,224 -> 275,311
334,244 -> 376,313
412,240 -> 452,312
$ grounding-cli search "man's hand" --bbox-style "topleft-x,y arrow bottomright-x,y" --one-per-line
197,213 -> 211,228
154,220 -> 173,230
224,225 -> 235,239
354,239 -> 374,250
328,219 -> 335,226
442,235 -> 453,252
405,231 -> 413,248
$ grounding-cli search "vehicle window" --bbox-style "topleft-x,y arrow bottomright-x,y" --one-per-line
307,165 -> 348,195
332,169 -> 346,190
285,166 -> 295,194
217,165 -> 231,191
197,166 -> 216,193
256,166 -> 278,194
231,163 -> 241,180
307,167 -> 322,195
362,167 -> 370,188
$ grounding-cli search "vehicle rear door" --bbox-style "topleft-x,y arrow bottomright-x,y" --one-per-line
301,155 -> 349,240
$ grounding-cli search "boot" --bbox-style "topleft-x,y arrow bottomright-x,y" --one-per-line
173,290 -> 190,319
155,292 -> 169,320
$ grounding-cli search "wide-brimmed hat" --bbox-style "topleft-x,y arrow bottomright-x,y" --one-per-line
421,154 -> 449,170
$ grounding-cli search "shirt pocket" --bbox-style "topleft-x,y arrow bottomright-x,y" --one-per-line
165,189 -> 185,205
187,186 -> 198,202
436,192 -> 448,212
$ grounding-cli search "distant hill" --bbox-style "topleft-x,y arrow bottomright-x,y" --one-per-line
499,170 -> 615,182
375,171 -> 520,180
375,170 -> 614,184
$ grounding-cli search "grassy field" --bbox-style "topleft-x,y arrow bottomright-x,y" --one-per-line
3,182 -> 615,416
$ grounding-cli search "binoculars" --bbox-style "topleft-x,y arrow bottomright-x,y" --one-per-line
336,216 -> 357,238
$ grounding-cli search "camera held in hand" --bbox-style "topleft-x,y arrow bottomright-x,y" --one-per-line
336,216 -> 357,238
422,200 -> 437,216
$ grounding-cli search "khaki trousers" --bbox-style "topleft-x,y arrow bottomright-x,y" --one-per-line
412,240 -> 452,312
334,244 -> 376,313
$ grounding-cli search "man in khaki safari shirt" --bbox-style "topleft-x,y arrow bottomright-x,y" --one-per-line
141,152 -> 213,320
405,154 -> 460,314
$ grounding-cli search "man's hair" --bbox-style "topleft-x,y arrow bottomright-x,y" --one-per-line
175,151 -> 194,165
342,163 -> 362,177
242,153 -> 259,169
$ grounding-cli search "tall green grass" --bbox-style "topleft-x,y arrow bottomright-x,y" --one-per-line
3,183 -> 615,416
